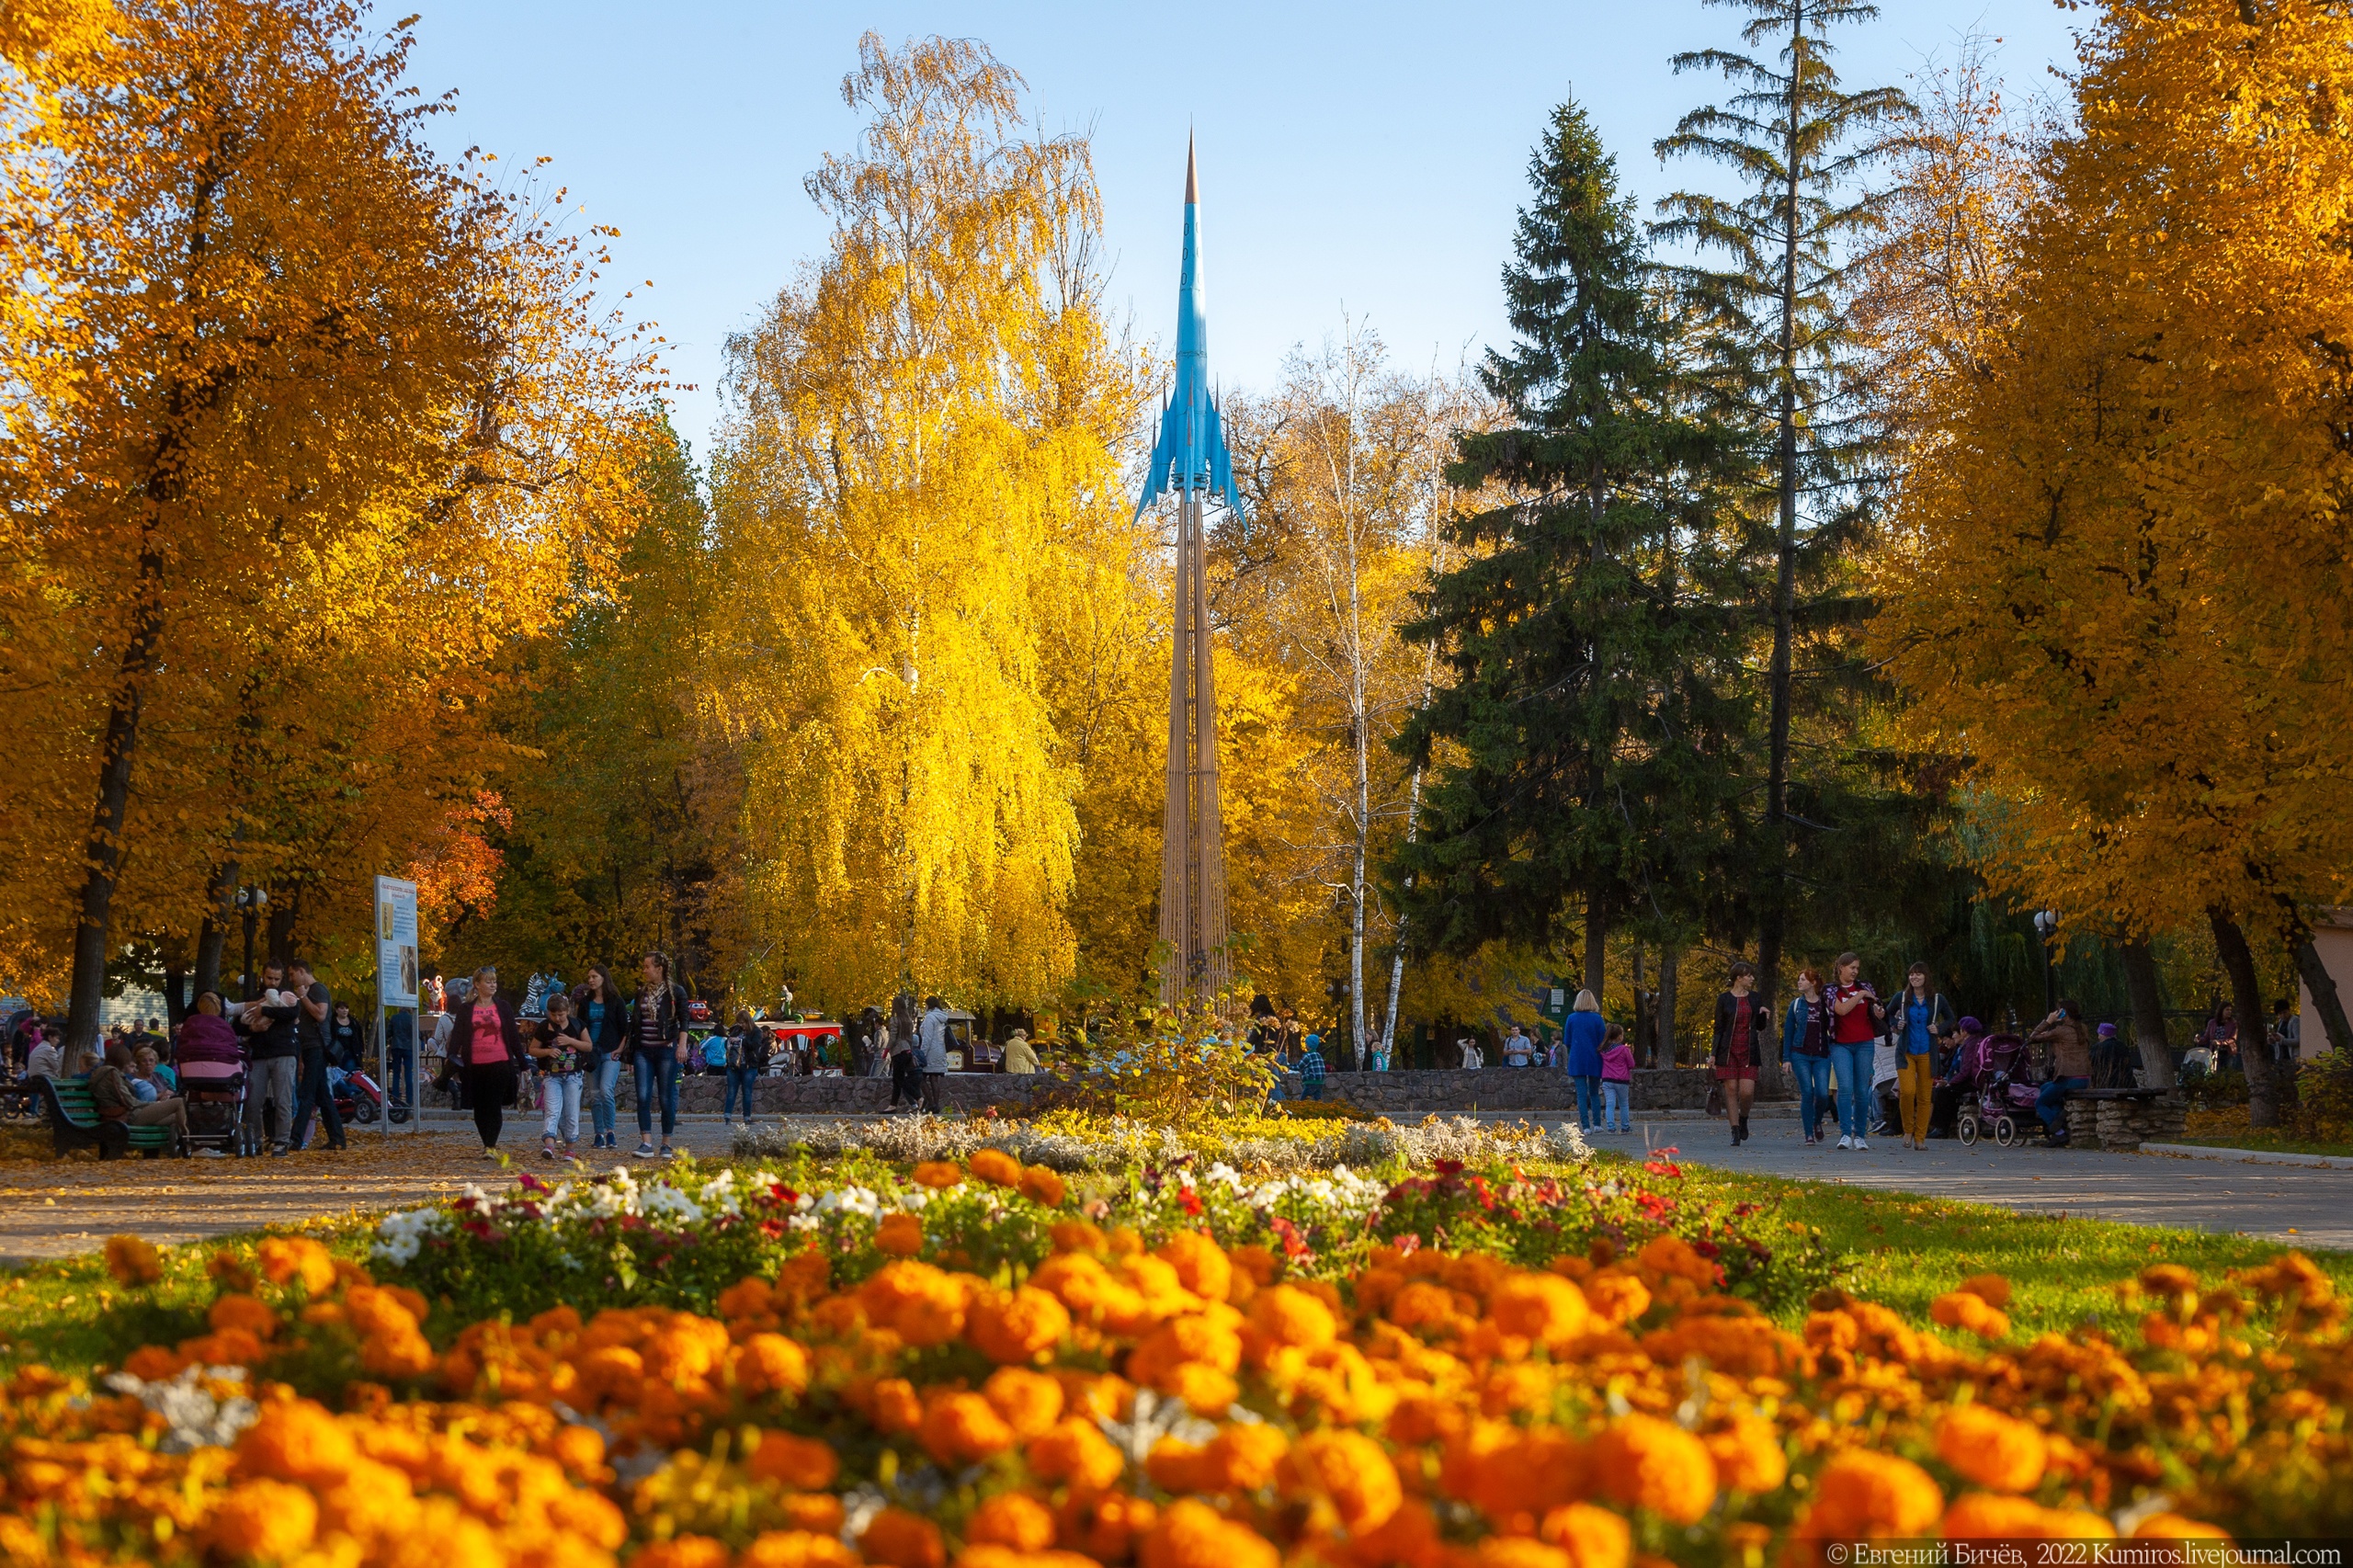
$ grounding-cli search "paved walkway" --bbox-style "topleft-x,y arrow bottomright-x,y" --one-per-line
1629,1116 -> 2353,1251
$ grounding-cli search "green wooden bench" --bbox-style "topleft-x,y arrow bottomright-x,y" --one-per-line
32,1075 -> 173,1159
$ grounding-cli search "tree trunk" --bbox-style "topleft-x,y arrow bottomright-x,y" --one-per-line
2208,906 -> 2285,1126
193,852 -> 237,1001
65,595 -> 163,1054
1583,888 -> 1608,999
2119,937 -> 2175,1089
2273,896 -> 2351,1058
1657,947 -> 1680,1067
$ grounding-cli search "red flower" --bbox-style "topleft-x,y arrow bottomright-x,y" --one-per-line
1268,1215 -> 1315,1264
759,1219 -> 789,1241
1434,1158 -> 1466,1176
1177,1187 -> 1204,1218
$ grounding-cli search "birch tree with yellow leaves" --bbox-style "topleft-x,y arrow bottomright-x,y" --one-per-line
710,34 -> 1153,1012
0,0 -> 660,1036
1878,0 -> 2353,1123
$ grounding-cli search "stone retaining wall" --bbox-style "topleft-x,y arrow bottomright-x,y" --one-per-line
517,1062 -> 1795,1119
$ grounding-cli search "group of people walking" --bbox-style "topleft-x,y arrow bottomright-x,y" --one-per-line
1546,953 -> 2117,1150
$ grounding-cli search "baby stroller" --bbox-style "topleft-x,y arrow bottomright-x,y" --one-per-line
177,1057 -> 246,1155
1954,1032 -> 2045,1147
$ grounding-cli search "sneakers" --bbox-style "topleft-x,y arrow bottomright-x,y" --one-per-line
483,1144 -> 501,1160
195,1147 -> 229,1158
1836,1134 -> 1854,1150
541,1138 -> 558,1160
1855,1138 -> 1870,1151
633,1141 -> 655,1159
659,1145 -> 676,1160
560,1142 -> 575,1160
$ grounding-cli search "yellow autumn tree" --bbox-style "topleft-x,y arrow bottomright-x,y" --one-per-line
0,0 -> 659,1027
1876,0 -> 2353,1119
710,34 -> 1153,1013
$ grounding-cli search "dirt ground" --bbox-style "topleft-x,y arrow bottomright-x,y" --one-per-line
0,1130 -> 585,1264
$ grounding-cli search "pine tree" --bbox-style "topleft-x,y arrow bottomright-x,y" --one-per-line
1655,0 -> 1912,1003
1392,100 -> 1751,984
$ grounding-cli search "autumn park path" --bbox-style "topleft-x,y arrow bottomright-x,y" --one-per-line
1652,1116 -> 2353,1252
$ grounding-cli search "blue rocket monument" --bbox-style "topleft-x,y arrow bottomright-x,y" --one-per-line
1135,134 -> 1248,524
1141,134 -> 1239,1007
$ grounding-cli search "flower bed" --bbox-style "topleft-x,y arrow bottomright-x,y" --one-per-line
0,1152 -> 2343,1568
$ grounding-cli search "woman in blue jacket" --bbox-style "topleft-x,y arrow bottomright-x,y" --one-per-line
1781,968 -> 1833,1145
1563,990 -> 1608,1131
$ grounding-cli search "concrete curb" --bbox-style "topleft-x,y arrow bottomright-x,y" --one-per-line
2139,1142 -> 2353,1170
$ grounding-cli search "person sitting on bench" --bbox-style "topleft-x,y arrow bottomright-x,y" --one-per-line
89,1040 -> 188,1152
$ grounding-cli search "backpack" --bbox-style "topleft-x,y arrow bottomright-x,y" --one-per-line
744,1027 -> 773,1072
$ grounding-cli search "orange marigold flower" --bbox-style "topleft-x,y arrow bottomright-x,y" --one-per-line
121,1345 -> 187,1381
203,1479 -> 317,1560
1581,1272 -> 1651,1327
103,1234 -> 163,1288
1250,1285 -> 1337,1352
1285,1429 -> 1402,1533
1958,1274 -> 2012,1310
1590,1415 -> 1716,1526
1704,1415 -> 1787,1495
1943,1494 -> 2114,1540
878,1212 -> 927,1256
1148,1437 -> 1214,1493
862,1261 -> 972,1346
1634,1235 -> 1719,1289
1129,1312 -> 1243,1392
1387,1280 -> 1462,1333
2132,1516 -> 2231,1541
786,1494 -> 848,1535
257,1235 -> 336,1295
1200,1422 -> 1289,1491
1028,1415 -> 1127,1493
969,1491 -> 1059,1551
1142,1498 -> 1279,1568
743,1529 -> 862,1568
209,1292 -> 279,1340
236,1399 -> 358,1483
1059,1492 -> 1159,1562
1230,1245 -> 1278,1286
913,1161 -> 966,1189
633,1535 -> 733,1568
1051,1219 -> 1106,1254
1489,1272 -> 1591,1348
923,1390 -> 1018,1465
718,1277 -> 776,1320
1935,1405 -> 2046,1494
985,1366 -> 1066,1438
206,1249 -> 257,1291
1929,1292 -> 2010,1342
735,1333 -> 813,1397
1021,1165 -> 1068,1207
864,1377 -> 926,1434
972,1149 -> 1025,1187
1540,1504 -> 1632,1568
1806,1451 -> 1944,1539
971,1286 -> 1073,1366
1346,1498 -> 1440,1568
551,1423 -> 608,1481
865,1508 -> 949,1568
1156,1232 -> 1234,1303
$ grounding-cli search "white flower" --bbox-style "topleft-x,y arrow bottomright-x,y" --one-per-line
788,1214 -> 821,1232
370,1206 -> 448,1265
105,1366 -> 259,1453
897,1189 -> 930,1212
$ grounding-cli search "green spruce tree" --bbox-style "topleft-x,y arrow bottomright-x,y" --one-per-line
1392,100 -> 1754,993
1654,0 -> 1913,1006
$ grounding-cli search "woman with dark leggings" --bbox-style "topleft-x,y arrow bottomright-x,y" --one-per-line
450,965 -> 523,1157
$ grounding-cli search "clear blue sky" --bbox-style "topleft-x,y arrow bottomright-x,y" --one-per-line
403,2 -> 2084,453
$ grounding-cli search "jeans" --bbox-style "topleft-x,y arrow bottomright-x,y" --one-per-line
1829,1042 -> 1873,1140
591,1057 -> 620,1140
1898,1052 -> 1935,1141
1573,1074 -> 1601,1129
243,1055 -> 298,1152
290,1050 -> 345,1149
541,1072 -> 583,1144
634,1050 -> 681,1140
724,1065 -> 759,1119
2038,1075 -> 2087,1135
386,1047 -> 415,1108
1600,1079 -> 1629,1131
1790,1052 -> 1833,1137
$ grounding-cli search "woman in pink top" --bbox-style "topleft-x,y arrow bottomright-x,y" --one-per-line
1598,1024 -> 1634,1134
447,966 -> 522,1158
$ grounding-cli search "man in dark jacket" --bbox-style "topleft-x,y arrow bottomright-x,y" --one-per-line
285,960 -> 347,1153
235,961 -> 301,1155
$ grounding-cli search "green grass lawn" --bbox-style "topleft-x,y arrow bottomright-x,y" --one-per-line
2172,1107 -> 2353,1159
1669,1159 -> 2353,1335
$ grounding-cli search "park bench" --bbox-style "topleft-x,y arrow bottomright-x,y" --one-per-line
2058,1084 -> 2184,1151
30,1075 -> 173,1160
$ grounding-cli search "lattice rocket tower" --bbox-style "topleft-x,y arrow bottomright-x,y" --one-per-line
1134,134 -> 1248,1008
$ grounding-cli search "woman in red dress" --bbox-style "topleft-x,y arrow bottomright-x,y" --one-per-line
1711,960 -> 1769,1145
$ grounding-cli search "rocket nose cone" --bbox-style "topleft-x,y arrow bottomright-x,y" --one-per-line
1185,131 -> 1198,205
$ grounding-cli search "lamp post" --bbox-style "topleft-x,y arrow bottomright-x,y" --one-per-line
235,886 -> 267,1000
2032,909 -> 2060,1017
